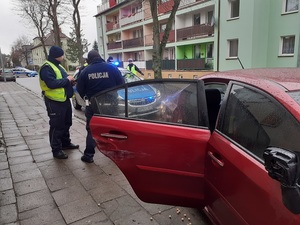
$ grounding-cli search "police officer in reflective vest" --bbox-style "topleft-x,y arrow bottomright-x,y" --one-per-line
39,46 -> 79,159
76,50 -> 125,163
126,58 -> 144,76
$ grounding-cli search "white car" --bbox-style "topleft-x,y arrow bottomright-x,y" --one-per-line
13,67 -> 38,77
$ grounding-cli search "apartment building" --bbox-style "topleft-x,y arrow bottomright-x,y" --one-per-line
31,30 -> 78,70
219,0 -> 299,71
95,0 -> 299,75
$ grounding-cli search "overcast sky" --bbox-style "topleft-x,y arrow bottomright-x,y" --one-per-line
0,0 -> 100,55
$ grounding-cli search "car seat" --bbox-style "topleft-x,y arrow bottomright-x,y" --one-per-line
205,89 -> 221,131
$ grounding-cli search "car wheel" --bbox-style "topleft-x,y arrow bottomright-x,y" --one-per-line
72,97 -> 82,110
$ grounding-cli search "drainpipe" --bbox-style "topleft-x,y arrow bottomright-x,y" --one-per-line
216,0 -> 220,72
0,48 -> 6,82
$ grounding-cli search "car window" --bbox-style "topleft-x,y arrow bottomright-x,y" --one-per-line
91,80 -> 208,127
205,82 -> 227,101
219,84 -> 300,161
288,91 -> 300,105
123,73 -> 141,83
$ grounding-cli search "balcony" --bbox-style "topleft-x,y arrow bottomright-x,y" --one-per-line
146,60 -> 176,70
120,10 -> 144,27
123,37 -> 144,49
179,0 -> 208,8
177,24 -> 214,41
106,22 -> 120,32
158,0 -> 174,14
107,41 -> 122,50
177,59 -> 205,70
144,30 -> 175,46
97,0 -> 117,13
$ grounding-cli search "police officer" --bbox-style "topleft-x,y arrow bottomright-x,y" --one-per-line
127,58 -> 144,76
107,56 -> 113,64
39,46 -> 79,159
76,50 -> 125,163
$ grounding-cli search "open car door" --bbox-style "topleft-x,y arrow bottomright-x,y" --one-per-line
90,79 -> 210,207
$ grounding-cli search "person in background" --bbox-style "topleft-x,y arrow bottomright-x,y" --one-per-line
76,53 -> 88,80
126,58 -> 144,76
76,50 -> 125,163
39,45 -> 79,159
107,56 -> 114,64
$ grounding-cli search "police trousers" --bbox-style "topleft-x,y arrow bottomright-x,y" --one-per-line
84,106 -> 96,158
44,96 -> 72,153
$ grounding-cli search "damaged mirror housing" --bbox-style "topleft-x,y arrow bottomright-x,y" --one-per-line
264,147 -> 300,214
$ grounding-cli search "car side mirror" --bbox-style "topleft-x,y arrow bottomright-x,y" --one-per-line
264,147 -> 300,214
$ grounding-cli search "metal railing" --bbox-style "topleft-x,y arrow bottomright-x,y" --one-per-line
120,10 -> 144,27
107,41 -> 122,50
177,59 -> 205,70
177,24 -> 214,41
144,30 -> 175,46
123,37 -> 144,48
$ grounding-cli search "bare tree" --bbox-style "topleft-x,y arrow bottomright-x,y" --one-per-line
149,0 -> 181,79
70,0 -> 84,64
48,0 -> 63,46
11,36 -> 31,67
14,0 -> 50,59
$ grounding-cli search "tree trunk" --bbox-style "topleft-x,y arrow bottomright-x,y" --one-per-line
150,0 -> 181,79
48,0 -> 61,47
72,0 -> 84,65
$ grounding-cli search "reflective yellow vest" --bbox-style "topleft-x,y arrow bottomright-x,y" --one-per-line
39,61 -> 67,102
127,64 -> 137,75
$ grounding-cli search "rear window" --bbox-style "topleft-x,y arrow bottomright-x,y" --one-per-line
288,91 -> 300,105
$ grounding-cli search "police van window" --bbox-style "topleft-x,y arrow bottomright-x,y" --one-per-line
219,84 -> 300,161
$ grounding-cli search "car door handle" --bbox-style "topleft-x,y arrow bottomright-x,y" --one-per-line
100,133 -> 128,140
208,151 -> 224,167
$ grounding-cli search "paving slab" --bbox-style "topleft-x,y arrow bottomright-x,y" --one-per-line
0,82 -> 211,225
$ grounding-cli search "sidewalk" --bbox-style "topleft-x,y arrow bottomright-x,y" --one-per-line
0,82 -> 209,225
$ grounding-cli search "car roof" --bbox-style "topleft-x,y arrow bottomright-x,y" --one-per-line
201,68 -> 300,92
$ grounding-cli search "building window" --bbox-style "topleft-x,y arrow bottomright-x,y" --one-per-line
160,23 -> 167,32
284,0 -> 299,12
193,13 -> 201,25
133,29 -> 143,38
229,0 -> 240,18
281,35 -> 295,55
207,11 -> 214,25
228,39 -> 238,57
207,43 -> 213,58
194,45 -> 201,58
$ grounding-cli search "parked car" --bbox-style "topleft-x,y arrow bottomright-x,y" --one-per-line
0,69 -> 16,82
89,68 -> 300,225
72,67 -> 160,118
13,67 -> 38,77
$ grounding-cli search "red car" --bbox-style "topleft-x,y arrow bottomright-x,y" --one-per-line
89,68 -> 300,225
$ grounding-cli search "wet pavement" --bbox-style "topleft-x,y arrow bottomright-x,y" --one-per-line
0,81 -> 211,225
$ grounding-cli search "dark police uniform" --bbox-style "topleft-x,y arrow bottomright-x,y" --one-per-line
76,50 -> 125,163
39,46 -> 78,159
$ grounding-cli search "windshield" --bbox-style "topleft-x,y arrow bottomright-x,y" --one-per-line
288,91 -> 300,105
122,72 -> 141,83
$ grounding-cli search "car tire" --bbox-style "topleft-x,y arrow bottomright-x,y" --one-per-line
72,97 -> 82,110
